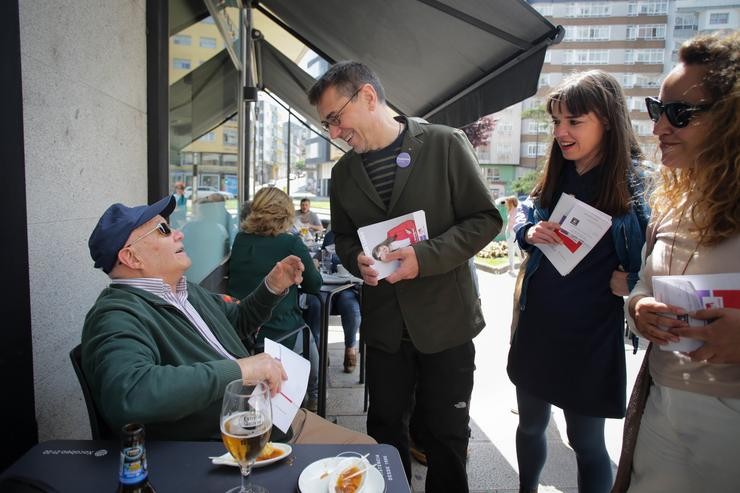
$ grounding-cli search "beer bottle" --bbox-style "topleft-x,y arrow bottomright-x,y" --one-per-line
117,423 -> 156,493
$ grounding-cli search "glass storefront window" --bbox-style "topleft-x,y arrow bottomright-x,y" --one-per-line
168,0 -> 241,283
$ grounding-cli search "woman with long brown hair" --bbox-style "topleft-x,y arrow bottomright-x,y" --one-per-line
508,70 -> 649,492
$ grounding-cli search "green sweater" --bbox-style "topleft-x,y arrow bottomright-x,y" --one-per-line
227,232 -> 322,348
81,280 -> 281,440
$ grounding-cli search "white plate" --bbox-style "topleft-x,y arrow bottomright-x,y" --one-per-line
321,273 -> 362,285
298,457 -> 385,493
210,442 -> 292,468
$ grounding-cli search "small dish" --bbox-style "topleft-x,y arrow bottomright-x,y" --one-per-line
298,456 -> 385,493
210,442 -> 292,468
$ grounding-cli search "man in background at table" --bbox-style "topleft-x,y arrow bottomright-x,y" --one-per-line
308,61 -> 501,492
82,195 -> 373,444
295,198 -> 324,234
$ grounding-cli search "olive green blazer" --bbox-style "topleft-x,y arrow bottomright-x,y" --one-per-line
329,117 -> 502,354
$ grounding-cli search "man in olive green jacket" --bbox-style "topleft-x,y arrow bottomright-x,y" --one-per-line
309,61 -> 502,492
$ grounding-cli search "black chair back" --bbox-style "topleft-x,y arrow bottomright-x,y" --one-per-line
69,345 -> 115,440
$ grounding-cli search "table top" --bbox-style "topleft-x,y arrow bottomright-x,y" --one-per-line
1,441 -> 409,493
320,272 -> 363,286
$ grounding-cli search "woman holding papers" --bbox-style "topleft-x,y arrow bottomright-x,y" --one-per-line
228,187 -> 323,412
507,70 -> 649,493
621,33 -> 740,493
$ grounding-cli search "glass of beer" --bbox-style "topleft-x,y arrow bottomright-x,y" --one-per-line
220,380 -> 273,493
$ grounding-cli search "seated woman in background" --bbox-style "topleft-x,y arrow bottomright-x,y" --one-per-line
508,69 -> 649,493
228,187 -> 322,412
623,32 -> 740,493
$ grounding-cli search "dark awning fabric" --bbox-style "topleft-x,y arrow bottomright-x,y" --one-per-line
254,39 -> 323,130
169,49 -> 239,154
256,0 -> 562,128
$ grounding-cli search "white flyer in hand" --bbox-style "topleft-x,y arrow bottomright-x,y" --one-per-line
357,210 -> 428,280
652,273 -> 740,352
536,193 -> 612,276
263,337 -> 310,433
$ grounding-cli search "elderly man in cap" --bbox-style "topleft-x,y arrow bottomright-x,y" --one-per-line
82,195 -> 373,444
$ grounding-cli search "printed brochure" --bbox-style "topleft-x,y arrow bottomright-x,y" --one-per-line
652,273 -> 740,352
535,193 -> 612,276
357,211 -> 428,280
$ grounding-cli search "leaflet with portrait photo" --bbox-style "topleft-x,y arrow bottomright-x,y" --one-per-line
357,210 -> 428,280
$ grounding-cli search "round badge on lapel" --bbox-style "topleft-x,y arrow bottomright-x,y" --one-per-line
396,152 -> 411,168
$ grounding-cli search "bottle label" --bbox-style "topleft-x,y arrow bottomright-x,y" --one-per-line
119,445 -> 148,485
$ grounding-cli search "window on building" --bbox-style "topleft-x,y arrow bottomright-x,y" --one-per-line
200,36 -> 217,49
223,128 -> 238,146
627,24 -> 666,40
222,154 -> 237,168
632,121 -> 653,136
526,120 -> 550,134
526,143 -> 547,157
201,153 -> 220,166
565,25 -> 610,41
620,74 -> 634,88
635,74 -> 661,88
628,0 -> 668,16
173,58 -> 191,70
625,49 -> 663,64
200,173 -> 220,188
544,50 -> 552,64
485,168 -> 501,182
674,14 -> 698,30
198,131 -> 216,142
567,2 -> 610,17
628,97 -> 646,112
564,49 -> 609,65
496,121 -> 513,135
709,12 -> 729,25
173,34 -> 191,45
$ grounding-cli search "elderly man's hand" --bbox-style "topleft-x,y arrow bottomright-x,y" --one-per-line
266,255 -> 304,293
384,246 -> 419,284
236,353 -> 288,396
672,307 -> 740,364
356,253 -> 379,286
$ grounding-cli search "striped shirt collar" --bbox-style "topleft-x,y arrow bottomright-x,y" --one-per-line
110,276 -> 188,297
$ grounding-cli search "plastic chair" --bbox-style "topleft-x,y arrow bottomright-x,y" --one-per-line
69,345 -> 115,440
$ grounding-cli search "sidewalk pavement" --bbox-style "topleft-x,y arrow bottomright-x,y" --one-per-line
323,267 -> 648,493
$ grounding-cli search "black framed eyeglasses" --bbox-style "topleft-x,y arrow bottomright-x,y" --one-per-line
125,222 -> 172,247
645,97 -> 712,128
320,87 -> 361,131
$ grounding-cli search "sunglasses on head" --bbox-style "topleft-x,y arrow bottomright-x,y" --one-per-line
125,222 -> 172,248
645,97 -> 712,128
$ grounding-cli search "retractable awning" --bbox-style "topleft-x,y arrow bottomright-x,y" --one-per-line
169,0 -> 562,152
255,0 -> 563,128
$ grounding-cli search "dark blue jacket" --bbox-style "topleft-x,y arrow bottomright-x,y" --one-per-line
514,169 -> 649,313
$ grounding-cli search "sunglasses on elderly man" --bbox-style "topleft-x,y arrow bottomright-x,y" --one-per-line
645,97 -> 712,129
125,222 -> 172,248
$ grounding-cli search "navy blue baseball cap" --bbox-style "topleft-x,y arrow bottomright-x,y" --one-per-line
89,195 -> 176,274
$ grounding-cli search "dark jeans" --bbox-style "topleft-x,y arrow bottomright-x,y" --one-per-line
303,289 -> 360,348
515,387 -> 613,493
367,340 -> 475,493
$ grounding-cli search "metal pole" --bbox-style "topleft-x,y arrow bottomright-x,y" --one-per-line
286,112 -> 291,196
